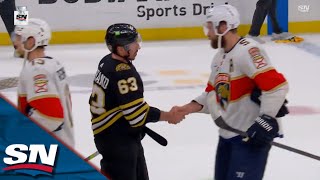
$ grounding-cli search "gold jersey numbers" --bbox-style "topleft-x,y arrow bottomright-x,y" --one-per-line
118,77 -> 138,94
90,84 -> 106,115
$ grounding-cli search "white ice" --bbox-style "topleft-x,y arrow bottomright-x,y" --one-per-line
1,34 -> 320,180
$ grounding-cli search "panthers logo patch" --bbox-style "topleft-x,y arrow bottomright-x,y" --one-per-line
214,73 -> 231,110
33,74 -> 48,93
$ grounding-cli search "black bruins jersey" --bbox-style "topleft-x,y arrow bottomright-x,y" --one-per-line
89,54 -> 161,138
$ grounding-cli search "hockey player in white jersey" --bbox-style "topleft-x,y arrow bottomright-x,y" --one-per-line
13,18 -> 75,147
173,4 -> 289,180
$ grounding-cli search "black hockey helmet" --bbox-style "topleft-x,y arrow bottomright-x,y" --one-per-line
105,23 -> 139,53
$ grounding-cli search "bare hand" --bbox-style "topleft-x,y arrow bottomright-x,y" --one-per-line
166,106 -> 189,124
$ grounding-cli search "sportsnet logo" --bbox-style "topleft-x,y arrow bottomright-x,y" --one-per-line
298,5 -> 310,13
3,144 -> 58,176
14,6 -> 29,25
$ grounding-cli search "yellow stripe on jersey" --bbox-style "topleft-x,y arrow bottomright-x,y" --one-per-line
93,112 -> 123,135
263,81 -> 288,92
28,94 -> 60,102
231,74 -> 247,81
208,81 -> 214,87
230,94 -> 250,103
119,98 -> 144,110
125,103 -> 149,120
132,106 -> 150,128
251,67 -> 274,79
35,110 -> 64,122
91,107 -> 120,124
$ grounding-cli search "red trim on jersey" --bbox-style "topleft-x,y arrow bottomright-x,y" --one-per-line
205,83 -> 215,92
254,69 -> 287,91
29,97 -> 64,118
18,96 -> 28,115
230,77 -> 255,101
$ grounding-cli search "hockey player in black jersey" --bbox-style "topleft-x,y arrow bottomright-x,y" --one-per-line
89,23 -> 184,180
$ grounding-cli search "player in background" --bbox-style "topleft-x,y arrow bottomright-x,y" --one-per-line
173,4 -> 289,180
14,18 -> 75,147
89,23 -> 184,179
0,0 -> 16,44
246,0 -> 303,43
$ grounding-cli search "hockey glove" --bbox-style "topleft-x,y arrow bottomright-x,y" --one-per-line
246,114 -> 279,146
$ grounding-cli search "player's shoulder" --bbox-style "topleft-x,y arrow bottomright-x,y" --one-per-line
99,54 -> 133,73
235,37 -> 265,55
237,37 -> 262,48
33,56 -> 61,66
32,56 -> 63,72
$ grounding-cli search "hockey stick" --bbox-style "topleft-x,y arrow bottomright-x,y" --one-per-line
84,127 -> 167,161
0,77 -> 19,90
145,126 -> 168,146
214,116 -> 320,161
85,151 -> 100,161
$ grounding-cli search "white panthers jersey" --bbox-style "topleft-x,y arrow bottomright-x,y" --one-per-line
194,38 -> 289,139
17,57 -> 75,147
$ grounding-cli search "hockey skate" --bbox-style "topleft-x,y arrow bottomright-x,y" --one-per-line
272,32 -> 304,43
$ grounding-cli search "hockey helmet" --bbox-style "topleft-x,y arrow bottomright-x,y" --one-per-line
14,18 -> 51,51
105,23 -> 140,53
204,4 -> 240,36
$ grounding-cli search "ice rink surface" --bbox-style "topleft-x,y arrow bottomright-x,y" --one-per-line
1,34 -> 320,180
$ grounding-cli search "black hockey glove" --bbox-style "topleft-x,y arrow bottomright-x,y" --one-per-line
250,87 -> 289,117
246,114 -> 279,146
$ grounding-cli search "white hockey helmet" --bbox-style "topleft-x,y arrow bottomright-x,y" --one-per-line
14,18 -> 51,51
204,4 -> 240,36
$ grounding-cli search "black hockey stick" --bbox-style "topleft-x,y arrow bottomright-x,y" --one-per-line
84,127 -> 167,161
214,116 -> 320,161
144,126 -> 168,146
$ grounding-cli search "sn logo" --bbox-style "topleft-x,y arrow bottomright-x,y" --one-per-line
298,5 -> 310,13
3,144 -> 58,174
16,14 -> 28,20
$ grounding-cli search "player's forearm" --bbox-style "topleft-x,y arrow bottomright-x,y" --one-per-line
192,91 -> 212,114
182,101 -> 203,114
159,111 -> 172,121
260,83 -> 289,117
